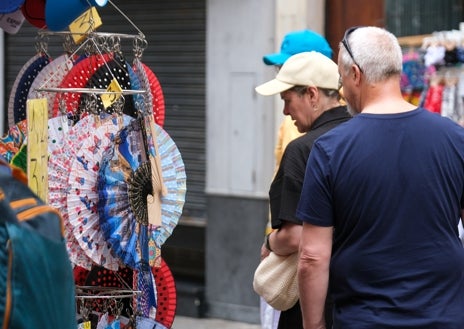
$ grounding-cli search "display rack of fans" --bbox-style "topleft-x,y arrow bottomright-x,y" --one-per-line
1,26 -> 186,329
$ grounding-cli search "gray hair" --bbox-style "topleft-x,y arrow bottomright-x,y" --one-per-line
290,85 -> 339,99
339,26 -> 403,84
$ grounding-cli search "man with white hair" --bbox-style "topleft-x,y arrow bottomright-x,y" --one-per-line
297,26 -> 464,329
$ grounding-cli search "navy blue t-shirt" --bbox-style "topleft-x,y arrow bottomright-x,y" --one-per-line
297,108 -> 464,328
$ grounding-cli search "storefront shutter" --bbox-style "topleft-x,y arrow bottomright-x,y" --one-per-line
4,0 -> 207,222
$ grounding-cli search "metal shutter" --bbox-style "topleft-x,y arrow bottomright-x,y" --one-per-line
386,0 -> 464,36
4,0 -> 207,221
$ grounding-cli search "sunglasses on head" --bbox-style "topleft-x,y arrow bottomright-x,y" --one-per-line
341,26 -> 363,73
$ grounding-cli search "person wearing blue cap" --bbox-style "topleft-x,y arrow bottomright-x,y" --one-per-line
263,29 -> 333,66
256,29 -> 348,329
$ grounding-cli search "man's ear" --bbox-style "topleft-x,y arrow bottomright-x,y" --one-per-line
352,64 -> 362,85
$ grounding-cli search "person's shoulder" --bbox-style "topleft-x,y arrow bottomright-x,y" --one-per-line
417,107 -> 464,128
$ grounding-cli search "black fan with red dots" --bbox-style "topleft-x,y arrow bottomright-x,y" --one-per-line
73,257 -> 177,328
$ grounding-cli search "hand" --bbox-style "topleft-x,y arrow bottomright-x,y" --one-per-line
260,243 -> 271,260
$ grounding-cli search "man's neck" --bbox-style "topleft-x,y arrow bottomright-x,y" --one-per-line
360,79 -> 416,114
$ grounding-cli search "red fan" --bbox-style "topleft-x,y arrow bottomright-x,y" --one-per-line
79,56 -> 137,118
51,53 -> 112,119
152,258 -> 177,328
133,59 -> 165,127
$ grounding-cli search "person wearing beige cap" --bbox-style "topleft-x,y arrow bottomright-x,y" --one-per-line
255,51 -> 351,329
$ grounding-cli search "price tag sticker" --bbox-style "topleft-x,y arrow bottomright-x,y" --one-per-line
101,78 -> 123,109
77,321 -> 91,329
0,10 -> 25,34
26,98 -> 49,203
69,6 -> 102,44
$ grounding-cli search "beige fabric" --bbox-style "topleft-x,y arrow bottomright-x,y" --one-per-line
253,252 -> 299,311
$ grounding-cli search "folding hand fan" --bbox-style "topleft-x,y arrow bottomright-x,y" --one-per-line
97,118 -> 186,269
28,53 -> 77,118
7,53 -> 51,126
132,59 -> 165,127
78,55 -> 137,118
67,114 -> 132,271
51,53 -> 112,119
48,114 -> 104,270
0,119 -> 27,162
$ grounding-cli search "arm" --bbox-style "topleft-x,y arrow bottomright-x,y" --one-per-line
298,222 -> 333,329
261,222 -> 302,259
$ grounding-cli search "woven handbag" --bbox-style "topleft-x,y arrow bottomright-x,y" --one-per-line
253,252 -> 299,311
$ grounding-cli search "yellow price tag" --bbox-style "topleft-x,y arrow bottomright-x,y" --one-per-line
69,6 -> 102,44
101,78 -> 123,109
77,321 -> 91,329
26,98 -> 49,203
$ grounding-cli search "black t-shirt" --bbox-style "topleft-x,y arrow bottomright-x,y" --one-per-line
269,106 -> 351,229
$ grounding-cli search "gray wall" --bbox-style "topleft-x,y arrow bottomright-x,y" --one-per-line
206,195 -> 268,323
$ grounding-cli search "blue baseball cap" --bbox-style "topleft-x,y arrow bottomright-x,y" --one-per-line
263,29 -> 333,65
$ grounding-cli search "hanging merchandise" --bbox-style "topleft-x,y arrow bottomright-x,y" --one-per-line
2,1 -> 187,326
133,59 -> 166,127
45,0 -> 108,32
401,50 -> 428,106
28,53 -> 78,118
67,113 -> 132,271
11,143 -> 27,171
78,55 -> 138,118
0,119 -> 27,162
0,8 -> 25,34
51,52 -> 113,119
21,0 -> 46,29
399,30 -> 464,125
0,0 -> 24,14
97,118 -> 186,269
48,116 -> 95,269
151,258 -> 177,328
7,52 -> 51,127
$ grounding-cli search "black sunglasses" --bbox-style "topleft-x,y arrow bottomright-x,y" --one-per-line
341,26 -> 363,73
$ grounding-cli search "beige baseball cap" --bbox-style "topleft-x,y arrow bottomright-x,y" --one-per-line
255,51 -> 339,96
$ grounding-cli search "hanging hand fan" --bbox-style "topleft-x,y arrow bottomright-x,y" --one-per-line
97,118 -> 152,269
0,119 -> 27,162
132,59 -> 165,127
83,257 -> 176,328
11,143 -> 27,173
152,258 -> 176,328
48,114 -> 103,270
97,118 -> 186,269
81,264 -> 134,316
78,56 -> 137,118
127,62 -> 144,114
67,114 -> 132,271
8,53 -> 51,126
28,53 -> 77,118
51,53 -> 113,119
